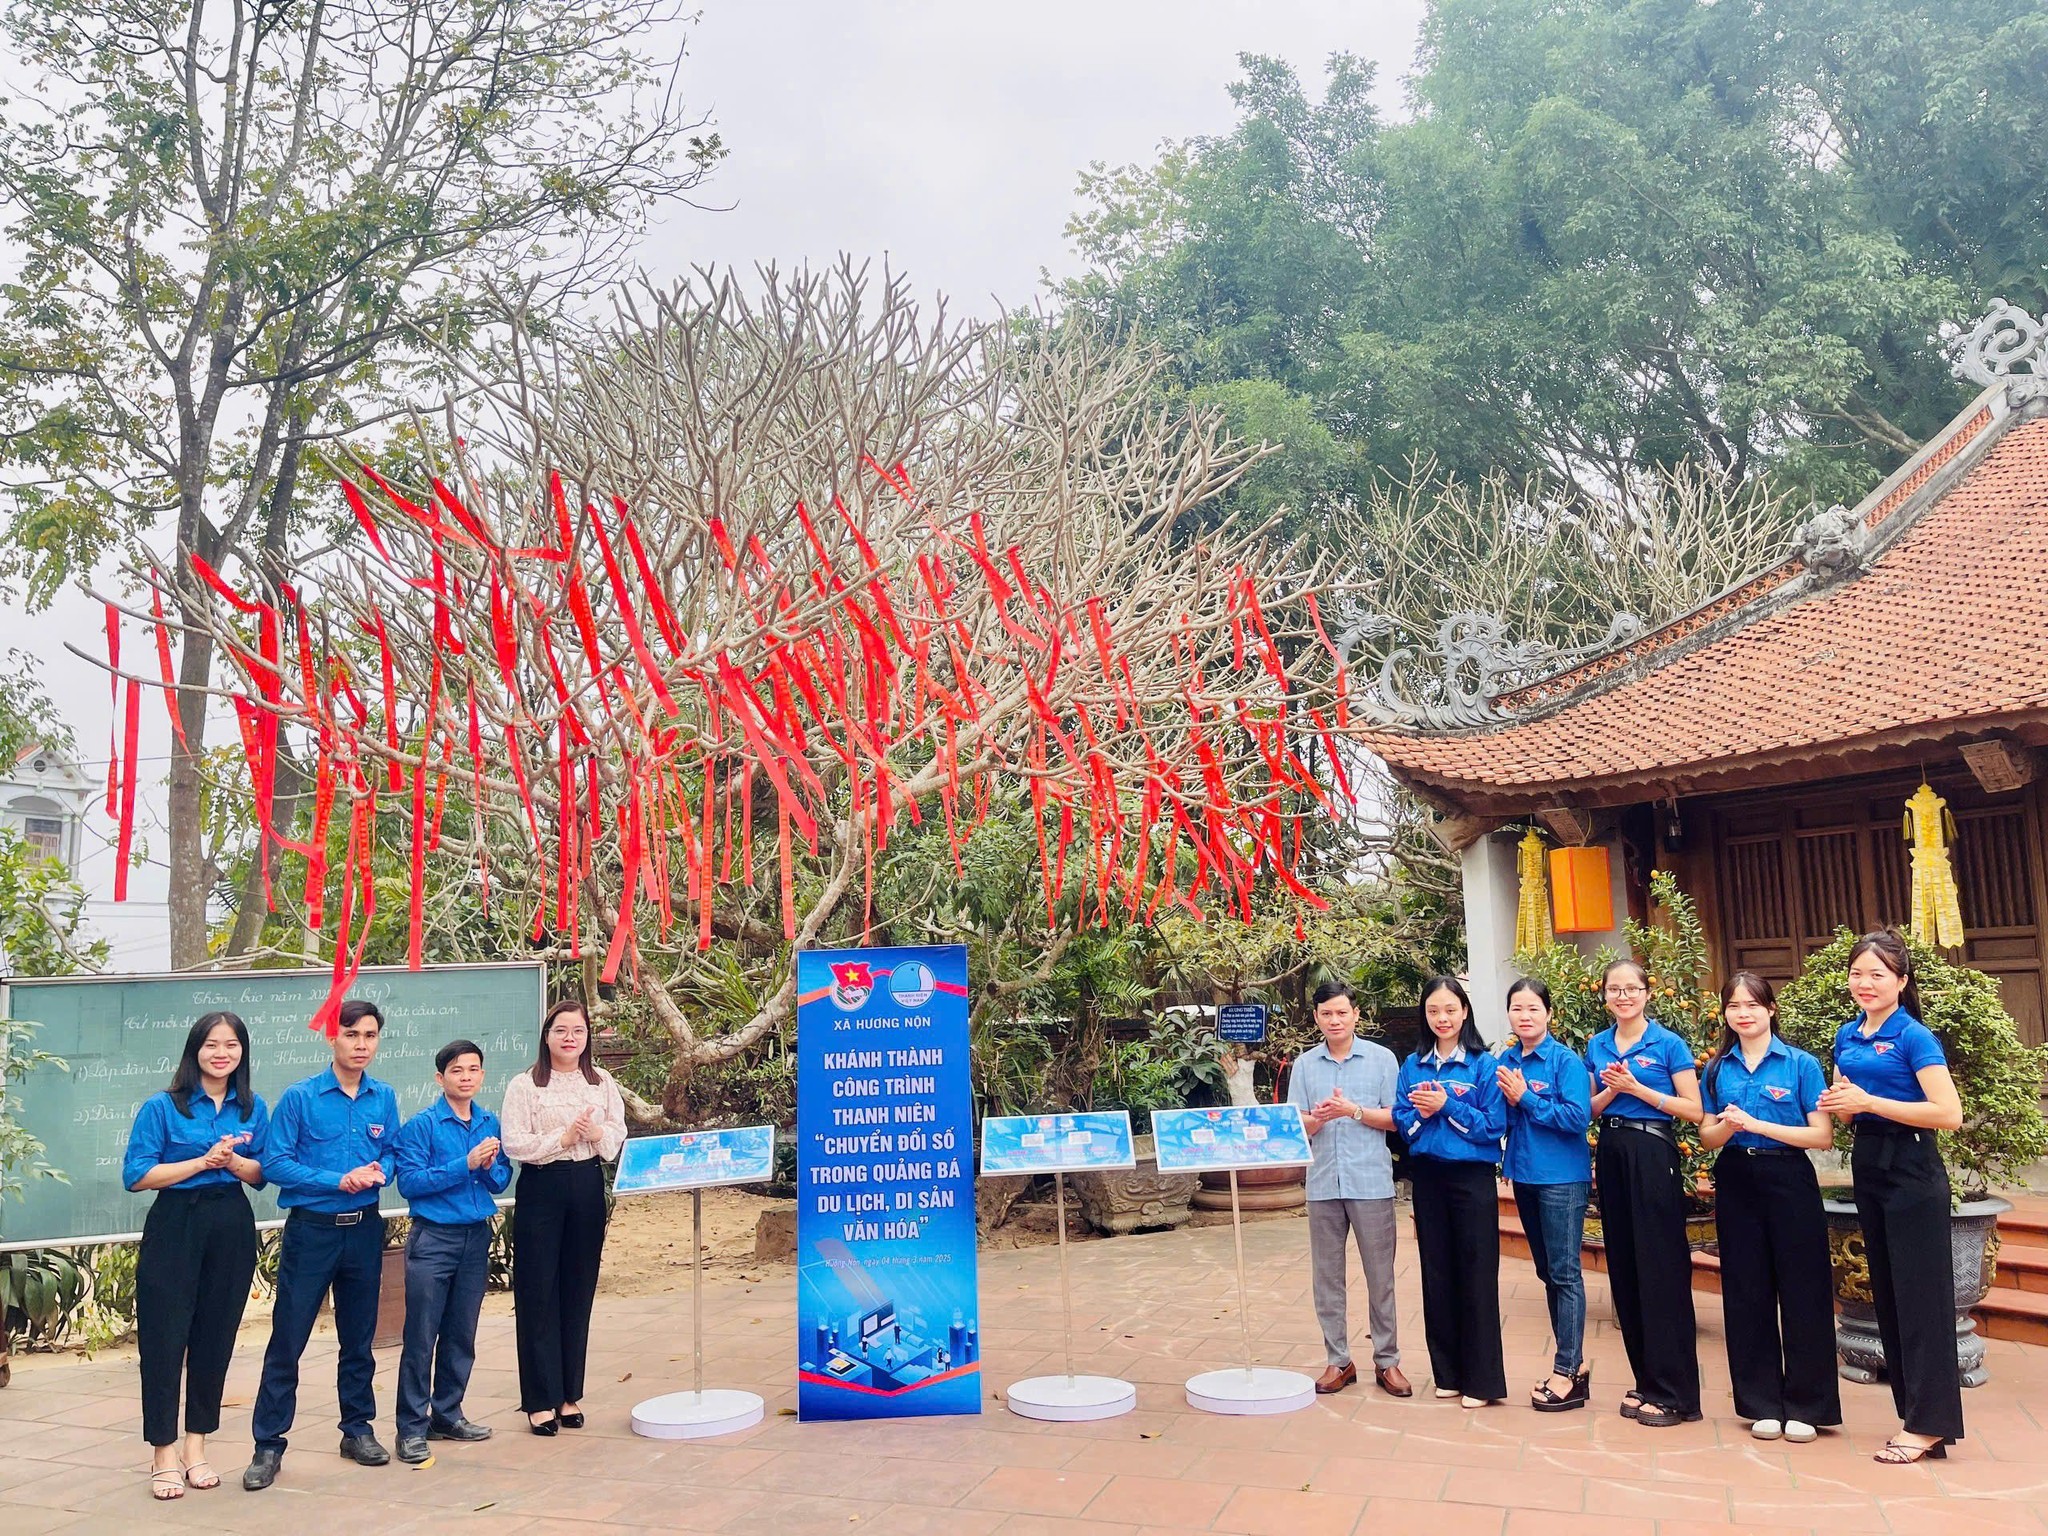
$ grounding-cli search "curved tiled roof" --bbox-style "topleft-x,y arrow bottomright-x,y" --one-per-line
1359,395 -> 2048,804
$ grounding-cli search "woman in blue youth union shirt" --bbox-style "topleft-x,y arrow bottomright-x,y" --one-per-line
1586,956 -> 1703,1427
1396,977 -> 1507,1407
1817,930 -> 1964,1465
1699,972 -> 1840,1443
123,1012 -> 269,1501
1495,977 -> 1593,1413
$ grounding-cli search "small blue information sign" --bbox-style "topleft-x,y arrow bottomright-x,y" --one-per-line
980,1111 -> 1136,1176
1151,1104 -> 1313,1173
1217,1003 -> 1268,1043
613,1126 -> 776,1195
795,944 -> 979,1421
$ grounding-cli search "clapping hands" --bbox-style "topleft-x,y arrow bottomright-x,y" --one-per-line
338,1162 -> 387,1195
1407,1081 -> 1448,1118
1817,1074 -> 1874,1117
468,1136 -> 502,1171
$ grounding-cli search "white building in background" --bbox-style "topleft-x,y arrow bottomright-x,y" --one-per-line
1,743 -> 173,973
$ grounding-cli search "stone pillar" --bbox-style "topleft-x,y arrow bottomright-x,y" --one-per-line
1460,831 -> 1523,1045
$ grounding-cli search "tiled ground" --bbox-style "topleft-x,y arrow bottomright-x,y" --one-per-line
6,1207 -> 2048,1534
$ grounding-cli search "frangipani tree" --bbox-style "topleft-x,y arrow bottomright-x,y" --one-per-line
96,266 -> 1355,1100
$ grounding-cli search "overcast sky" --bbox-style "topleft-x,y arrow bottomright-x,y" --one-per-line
0,0 -> 1427,923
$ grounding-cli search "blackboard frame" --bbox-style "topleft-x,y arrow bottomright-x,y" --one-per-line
0,960 -> 547,1249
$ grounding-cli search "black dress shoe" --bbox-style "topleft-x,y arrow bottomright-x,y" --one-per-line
339,1432 -> 391,1466
558,1411 -> 586,1430
528,1413 -> 559,1436
241,1448 -> 282,1492
396,1436 -> 431,1464
428,1418 -> 493,1442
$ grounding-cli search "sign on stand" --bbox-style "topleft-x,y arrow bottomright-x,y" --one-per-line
980,1112 -> 1138,1421
795,945 -> 980,1421
618,1126 -> 778,1440
1153,1104 -> 1317,1416
1217,1003 -> 1269,1044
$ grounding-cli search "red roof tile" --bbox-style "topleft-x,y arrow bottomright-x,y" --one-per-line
1359,402 -> 2048,801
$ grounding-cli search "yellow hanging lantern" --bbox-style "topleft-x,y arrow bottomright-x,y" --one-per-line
1515,829 -> 1554,953
1904,782 -> 1966,949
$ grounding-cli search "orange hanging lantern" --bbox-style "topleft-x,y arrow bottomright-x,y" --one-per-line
1549,846 -> 1614,933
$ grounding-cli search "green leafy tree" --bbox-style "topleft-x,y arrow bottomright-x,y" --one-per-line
0,0 -> 722,966
1065,3 -> 2045,513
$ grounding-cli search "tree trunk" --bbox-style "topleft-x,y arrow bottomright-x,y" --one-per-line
166,628 -> 214,969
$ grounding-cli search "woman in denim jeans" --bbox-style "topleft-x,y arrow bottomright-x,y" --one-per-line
1494,978 -> 1594,1411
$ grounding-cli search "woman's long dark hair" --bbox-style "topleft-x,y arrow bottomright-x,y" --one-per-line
1417,975 -> 1488,1059
1847,929 -> 1924,1020
1703,971 -> 1779,1101
532,998 -> 600,1087
167,1012 -> 254,1120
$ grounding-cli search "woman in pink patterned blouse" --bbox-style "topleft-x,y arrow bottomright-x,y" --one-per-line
501,999 -> 627,1433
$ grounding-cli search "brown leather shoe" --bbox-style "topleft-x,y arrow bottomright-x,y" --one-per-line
1374,1365 -> 1413,1398
1314,1362 -> 1358,1394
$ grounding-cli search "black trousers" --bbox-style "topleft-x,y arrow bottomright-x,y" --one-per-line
1712,1150 -> 1842,1426
1595,1123 -> 1700,1415
1409,1157 -> 1507,1401
135,1186 -> 257,1446
1853,1128 -> 1965,1440
251,1209 -> 385,1454
512,1159 -> 607,1413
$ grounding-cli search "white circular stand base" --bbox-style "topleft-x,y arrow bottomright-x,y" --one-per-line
1185,1367 -> 1317,1416
1006,1374 -> 1138,1421
630,1388 -> 765,1439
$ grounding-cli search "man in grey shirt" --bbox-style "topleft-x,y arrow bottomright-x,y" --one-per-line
1287,979 -> 1410,1396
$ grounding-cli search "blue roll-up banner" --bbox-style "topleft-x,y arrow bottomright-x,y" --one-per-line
795,944 -> 980,1420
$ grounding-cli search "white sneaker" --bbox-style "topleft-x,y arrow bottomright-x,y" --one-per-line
1783,1420 -> 1817,1443
1750,1419 -> 1784,1440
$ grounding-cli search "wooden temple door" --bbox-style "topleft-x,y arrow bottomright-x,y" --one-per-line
1707,769 -> 2048,1047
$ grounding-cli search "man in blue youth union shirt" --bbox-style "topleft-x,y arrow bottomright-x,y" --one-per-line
1286,980 -> 1410,1397
243,999 -> 400,1492
391,1038 -> 511,1463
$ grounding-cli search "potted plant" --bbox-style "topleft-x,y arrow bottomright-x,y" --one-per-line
1778,929 -> 2048,1387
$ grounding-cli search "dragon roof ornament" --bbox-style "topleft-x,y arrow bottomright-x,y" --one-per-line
1955,300 -> 2048,401
1343,608 -> 1646,730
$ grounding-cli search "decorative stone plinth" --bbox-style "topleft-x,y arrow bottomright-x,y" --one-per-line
1193,1164 -> 1306,1213
1825,1193 -> 2008,1387
1072,1137 -> 1199,1235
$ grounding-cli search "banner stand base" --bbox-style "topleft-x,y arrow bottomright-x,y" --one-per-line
630,1388 -> 765,1439
1184,1367 -> 1316,1416
1006,1373 -> 1137,1421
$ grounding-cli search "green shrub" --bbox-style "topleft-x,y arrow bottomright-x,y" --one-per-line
1,1247 -> 84,1350
1777,929 -> 2048,1198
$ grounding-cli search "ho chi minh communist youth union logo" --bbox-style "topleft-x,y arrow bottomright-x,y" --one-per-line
889,959 -> 938,1009
829,960 -> 875,1011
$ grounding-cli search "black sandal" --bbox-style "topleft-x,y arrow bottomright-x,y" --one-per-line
1633,1402 -> 1700,1428
1874,1437 -> 1949,1464
1618,1391 -> 1643,1420
1532,1369 -> 1589,1413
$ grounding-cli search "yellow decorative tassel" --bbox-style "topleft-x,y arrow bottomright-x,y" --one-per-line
1904,782 -> 1966,950
1516,828 -> 1554,954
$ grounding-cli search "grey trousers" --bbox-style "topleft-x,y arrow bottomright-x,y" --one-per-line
1309,1197 -> 1401,1369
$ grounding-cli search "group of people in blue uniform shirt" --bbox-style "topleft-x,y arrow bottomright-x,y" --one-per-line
121,995 -> 628,1501
1289,928 -> 1964,1465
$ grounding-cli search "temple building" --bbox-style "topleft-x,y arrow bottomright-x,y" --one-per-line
1357,305 -> 2048,1044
